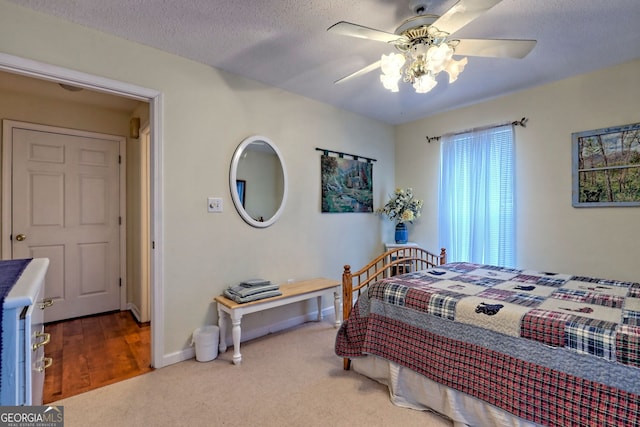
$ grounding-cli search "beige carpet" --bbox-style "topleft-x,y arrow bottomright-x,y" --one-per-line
53,320 -> 452,427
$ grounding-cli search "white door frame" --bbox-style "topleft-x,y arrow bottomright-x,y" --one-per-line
139,124 -> 151,323
0,52 -> 166,368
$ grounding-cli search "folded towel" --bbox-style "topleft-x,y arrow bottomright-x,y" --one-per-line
226,282 -> 280,298
241,279 -> 272,287
223,289 -> 282,304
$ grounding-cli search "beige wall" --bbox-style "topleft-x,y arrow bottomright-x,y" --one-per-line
0,1 -> 395,361
396,58 -> 640,283
0,89 -> 133,135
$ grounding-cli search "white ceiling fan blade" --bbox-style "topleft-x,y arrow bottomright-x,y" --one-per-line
334,60 -> 382,85
327,21 -> 407,44
432,0 -> 503,35
455,39 -> 536,58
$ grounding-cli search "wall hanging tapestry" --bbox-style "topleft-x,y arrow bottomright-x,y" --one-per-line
318,149 -> 374,213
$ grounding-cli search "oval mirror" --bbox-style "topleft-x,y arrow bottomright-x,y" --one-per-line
230,135 -> 288,228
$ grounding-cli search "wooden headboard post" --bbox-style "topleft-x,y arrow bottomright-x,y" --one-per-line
341,265 -> 353,370
342,265 -> 352,324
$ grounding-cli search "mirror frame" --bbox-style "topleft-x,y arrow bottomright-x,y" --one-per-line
229,135 -> 288,228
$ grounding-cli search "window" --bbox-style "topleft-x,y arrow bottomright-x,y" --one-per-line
438,124 -> 515,266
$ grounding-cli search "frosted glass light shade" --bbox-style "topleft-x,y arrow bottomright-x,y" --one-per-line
426,43 -> 454,74
380,53 -> 405,92
380,53 -> 405,75
446,57 -> 468,83
413,73 -> 437,93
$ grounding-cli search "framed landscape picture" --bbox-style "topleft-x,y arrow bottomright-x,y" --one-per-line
572,122 -> 640,207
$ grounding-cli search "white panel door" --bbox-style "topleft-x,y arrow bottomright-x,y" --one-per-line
10,125 -> 122,322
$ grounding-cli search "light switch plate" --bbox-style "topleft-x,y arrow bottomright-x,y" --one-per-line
208,197 -> 223,212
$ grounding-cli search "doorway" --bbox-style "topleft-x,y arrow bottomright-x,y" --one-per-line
0,52 -> 165,375
5,121 -> 124,323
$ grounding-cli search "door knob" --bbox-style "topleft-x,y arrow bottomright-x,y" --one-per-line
15,233 -> 26,241
39,298 -> 54,310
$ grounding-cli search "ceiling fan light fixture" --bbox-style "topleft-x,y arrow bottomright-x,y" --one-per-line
58,83 -> 83,92
380,36 -> 464,94
446,57 -> 468,83
380,53 -> 405,92
413,73 -> 438,93
380,53 -> 406,75
426,43 -> 454,73
380,73 -> 401,92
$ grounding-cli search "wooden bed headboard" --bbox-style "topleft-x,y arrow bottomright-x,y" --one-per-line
341,247 -> 446,370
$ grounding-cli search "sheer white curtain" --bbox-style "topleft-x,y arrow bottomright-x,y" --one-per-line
438,124 -> 515,267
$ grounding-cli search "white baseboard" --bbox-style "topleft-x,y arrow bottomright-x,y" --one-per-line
128,303 -> 143,323
163,347 -> 195,366
222,305 -> 338,347
159,306 -> 336,367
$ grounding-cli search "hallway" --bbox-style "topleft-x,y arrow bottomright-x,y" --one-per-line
43,310 -> 152,403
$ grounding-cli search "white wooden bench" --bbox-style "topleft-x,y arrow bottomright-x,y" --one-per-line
214,278 -> 341,365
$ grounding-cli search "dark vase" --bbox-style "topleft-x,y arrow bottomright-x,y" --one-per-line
395,222 -> 408,244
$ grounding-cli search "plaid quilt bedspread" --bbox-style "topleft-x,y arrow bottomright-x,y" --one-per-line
335,262 -> 640,426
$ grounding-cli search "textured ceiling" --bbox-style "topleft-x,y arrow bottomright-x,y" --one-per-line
6,0 -> 640,124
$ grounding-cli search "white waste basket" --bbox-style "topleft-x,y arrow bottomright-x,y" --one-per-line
192,325 -> 219,362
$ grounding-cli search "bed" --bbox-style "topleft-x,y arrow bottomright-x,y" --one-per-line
335,247 -> 640,427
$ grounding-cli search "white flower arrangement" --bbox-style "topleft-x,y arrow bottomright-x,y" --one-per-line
377,188 -> 423,224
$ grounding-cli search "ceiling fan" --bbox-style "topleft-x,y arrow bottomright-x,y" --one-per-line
327,0 -> 536,93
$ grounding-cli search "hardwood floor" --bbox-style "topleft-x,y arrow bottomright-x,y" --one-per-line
43,310 -> 153,403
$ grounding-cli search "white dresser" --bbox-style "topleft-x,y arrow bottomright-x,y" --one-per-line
384,242 -> 419,251
385,242 -> 420,275
0,258 -> 50,406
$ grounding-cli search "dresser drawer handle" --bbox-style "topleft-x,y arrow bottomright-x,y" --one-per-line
37,357 -> 53,373
32,332 -> 51,351
39,298 -> 54,309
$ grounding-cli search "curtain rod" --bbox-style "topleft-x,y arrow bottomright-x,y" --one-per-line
426,117 -> 528,143
315,147 -> 377,163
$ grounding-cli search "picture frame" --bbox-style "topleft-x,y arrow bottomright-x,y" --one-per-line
236,180 -> 246,207
572,122 -> 640,207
